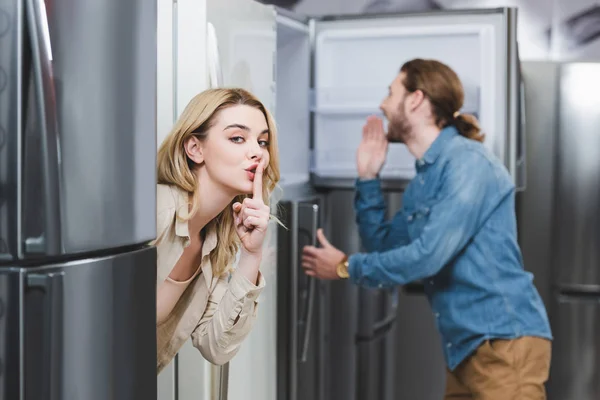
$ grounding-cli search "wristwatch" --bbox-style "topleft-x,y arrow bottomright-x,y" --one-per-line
336,255 -> 350,279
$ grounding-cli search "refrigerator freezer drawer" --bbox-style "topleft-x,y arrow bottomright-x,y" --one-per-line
548,294 -> 600,400
1,246 -> 157,400
0,270 -> 24,400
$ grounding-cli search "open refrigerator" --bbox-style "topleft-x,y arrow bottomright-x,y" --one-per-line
157,2 -> 524,399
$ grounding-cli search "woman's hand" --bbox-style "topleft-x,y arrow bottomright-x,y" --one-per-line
233,162 -> 270,256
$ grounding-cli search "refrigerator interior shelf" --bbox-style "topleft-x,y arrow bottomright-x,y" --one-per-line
310,85 -> 480,115
310,148 -> 417,181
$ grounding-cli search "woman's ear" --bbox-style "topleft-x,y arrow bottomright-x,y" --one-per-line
184,136 -> 204,165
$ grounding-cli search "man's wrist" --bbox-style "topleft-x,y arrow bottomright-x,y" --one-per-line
358,174 -> 378,181
336,255 -> 350,279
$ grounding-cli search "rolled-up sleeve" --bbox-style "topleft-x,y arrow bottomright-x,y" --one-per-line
348,153 -> 507,288
191,269 -> 265,365
355,179 -> 411,252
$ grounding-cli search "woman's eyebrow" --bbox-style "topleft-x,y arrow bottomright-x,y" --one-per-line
224,124 -> 270,136
224,123 -> 249,131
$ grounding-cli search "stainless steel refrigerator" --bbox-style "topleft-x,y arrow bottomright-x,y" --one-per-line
271,6 -> 523,400
474,61 -> 600,400
0,0 -> 158,399
544,62 -> 600,400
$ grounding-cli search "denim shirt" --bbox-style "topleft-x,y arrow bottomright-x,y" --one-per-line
348,126 -> 552,370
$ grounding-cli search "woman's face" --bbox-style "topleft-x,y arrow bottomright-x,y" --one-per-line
191,104 -> 271,196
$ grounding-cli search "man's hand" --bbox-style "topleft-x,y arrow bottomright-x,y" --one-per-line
357,115 -> 389,179
302,229 -> 347,280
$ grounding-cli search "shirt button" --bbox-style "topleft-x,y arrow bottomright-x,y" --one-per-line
447,343 -> 452,348
435,313 -> 440,318
407,215 -> 413,221
378,284 -> 383,288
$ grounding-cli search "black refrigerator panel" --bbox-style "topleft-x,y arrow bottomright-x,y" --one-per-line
0,0 -> 20,262
1,0 -> 157,264
548,294 -> 600,400
277,197 -> 324,400
553,63 -> 600,288
0,246 -> 156,400
0,270 -> 23,399
323,190 -> 398,400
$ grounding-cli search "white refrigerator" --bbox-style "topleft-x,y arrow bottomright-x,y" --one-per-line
157,1 -> 524,399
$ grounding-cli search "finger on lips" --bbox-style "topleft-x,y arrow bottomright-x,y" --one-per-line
252,162 -> 264,202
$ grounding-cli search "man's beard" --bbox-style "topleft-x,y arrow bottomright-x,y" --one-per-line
386,107 -> 411,143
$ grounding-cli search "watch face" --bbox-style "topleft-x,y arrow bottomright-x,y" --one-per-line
337,262 -> 349,278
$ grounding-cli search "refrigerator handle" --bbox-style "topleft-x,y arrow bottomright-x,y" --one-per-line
27,272 -> 64,399
506,10 -> 525,192
297,203 -> 319,362
516,77 -> 527,191
206,22 -> 223,88
24,0 -> 62,255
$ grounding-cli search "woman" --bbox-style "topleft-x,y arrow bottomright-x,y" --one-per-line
154,88 -> 280,373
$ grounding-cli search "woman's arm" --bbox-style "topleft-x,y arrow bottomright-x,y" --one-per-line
190,256 -> 265,365
155,183 -> 207,324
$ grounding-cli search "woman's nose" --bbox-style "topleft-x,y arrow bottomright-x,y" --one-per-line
248,141 -> 262,160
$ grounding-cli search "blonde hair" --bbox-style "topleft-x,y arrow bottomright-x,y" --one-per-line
157,88 -> 280,276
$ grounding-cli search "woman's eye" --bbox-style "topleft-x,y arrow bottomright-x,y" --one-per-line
259,140 -> 270,147
230,136 -> 244,143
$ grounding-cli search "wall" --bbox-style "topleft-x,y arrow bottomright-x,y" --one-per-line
292,0 -> 600,61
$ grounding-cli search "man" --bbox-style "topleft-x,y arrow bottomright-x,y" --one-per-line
302,58 -> 552,399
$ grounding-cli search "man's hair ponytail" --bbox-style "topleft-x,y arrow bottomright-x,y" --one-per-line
453,113 -> 485,143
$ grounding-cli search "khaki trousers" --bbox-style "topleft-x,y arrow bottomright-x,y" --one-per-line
444,336 -> 552,400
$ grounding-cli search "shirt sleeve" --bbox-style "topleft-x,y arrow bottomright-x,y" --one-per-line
348,152 -> 506,288
190,269 -> 266,365
354,179 -> 411,252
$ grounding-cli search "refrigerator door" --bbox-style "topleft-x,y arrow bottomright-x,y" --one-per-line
276,198 -> 324,400
311,9 -> 522,188
16,0 -> 157,259
0,0 -> 21,262
194,2 -> 277,400
548,293 -> 600,400
11,246 -> 155,400
322,190 -> 400,400
274,9 -> 311,190
552,63 -> 600,288
207,0 -> 276,111
0,269 -> 23,399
